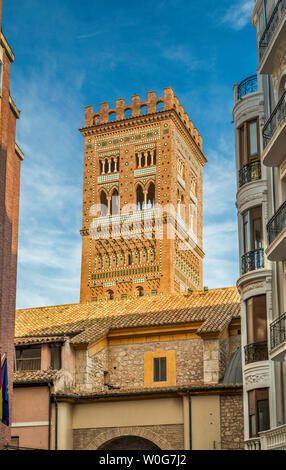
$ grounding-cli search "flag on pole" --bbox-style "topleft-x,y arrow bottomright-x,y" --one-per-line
1,356 -> 9,426
0,353 -> 2,422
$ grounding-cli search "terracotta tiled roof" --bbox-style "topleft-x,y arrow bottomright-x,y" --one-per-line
14,369 -> 58,385
15,336 -> 65,346
54,382 -> 242,399
15,287 -> 240,345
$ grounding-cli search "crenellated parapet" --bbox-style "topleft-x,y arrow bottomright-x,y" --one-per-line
84,87 -> 203,150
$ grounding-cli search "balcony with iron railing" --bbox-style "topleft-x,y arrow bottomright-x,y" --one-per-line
259,0 -> 286,73
241,248 -> 264,275
262,91 -> 286,167
269,312 -> 286,361
266,200 -> 286,261
237,75 -> 258,101
239,160 -> 261,188
244,341 -> 268,365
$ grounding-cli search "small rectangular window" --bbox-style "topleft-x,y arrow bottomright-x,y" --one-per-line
153,357 -> 166,382
50,345 -> 61,370
15,346 -> 41,371
10,436 -> 19,449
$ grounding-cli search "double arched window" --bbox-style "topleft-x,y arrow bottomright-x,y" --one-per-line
136,182 -> 155,210
99,189 -> 119,216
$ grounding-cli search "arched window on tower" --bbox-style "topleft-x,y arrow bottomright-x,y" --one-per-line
140,105 -> 148,115
107,290 -> 114,300
100,191 -> 108,216
136,184 -> 144,211
136,286 -> 144,297
128,252 -> 132,265
156,101 -> 164,111
147,182 -> 155,208
124,108 -> 132,118
109,112 -> 116,122
111,189 -> 119,215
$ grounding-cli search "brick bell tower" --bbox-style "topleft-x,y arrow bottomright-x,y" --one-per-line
79,87 -> 207,302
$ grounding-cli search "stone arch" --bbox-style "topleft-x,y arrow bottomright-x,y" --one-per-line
86,427 -> 172,450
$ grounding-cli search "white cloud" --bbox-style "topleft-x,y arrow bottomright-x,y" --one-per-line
221,0 -> 253,31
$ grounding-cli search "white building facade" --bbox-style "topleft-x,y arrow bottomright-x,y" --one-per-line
233,0 -> 286,450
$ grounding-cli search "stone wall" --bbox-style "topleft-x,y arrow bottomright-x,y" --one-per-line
75,338 -> 204,392
220,394 -> 244,450
73,424 -> 184,450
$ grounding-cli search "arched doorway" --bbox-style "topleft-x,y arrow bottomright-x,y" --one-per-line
97,435 -> 161,450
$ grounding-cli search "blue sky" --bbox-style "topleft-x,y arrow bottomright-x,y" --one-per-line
3,0 -> 257,309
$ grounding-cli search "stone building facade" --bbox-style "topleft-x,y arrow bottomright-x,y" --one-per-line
0,0 -> 23,449
233,0 -> 286,450
79,87 -> 206,301
12,287 -> 244,450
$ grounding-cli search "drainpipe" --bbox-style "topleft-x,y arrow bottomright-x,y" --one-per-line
263,0 -> 286,425
48,383 -> 52,450
188,392 -> 192,450
54,396 -> 58,450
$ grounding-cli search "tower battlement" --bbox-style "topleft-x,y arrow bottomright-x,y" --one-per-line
84,87 -> 203,151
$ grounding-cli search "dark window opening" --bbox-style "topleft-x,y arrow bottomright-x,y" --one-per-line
248,388 -> 269,437
153,357 -> 167,382
100,191 -> 108,216
15,346 -> 41,371
136,185 -> 144,210
50,345 -> 62,370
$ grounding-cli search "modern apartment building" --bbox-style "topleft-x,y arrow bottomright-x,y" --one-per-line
233,0 -> 286,450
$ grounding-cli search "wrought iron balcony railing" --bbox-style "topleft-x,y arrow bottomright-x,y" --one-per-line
267,200 -> 286,245
237,75 -> 258,100
241,248 -> 264,275
259,0 -> 286,62
262,91 -> 286,149
239,160 -> 261,187
244,341 -> 268,365
270,312 -> 286,350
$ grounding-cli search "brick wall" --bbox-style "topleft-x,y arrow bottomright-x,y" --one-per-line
220,394 -> 244,450
0,20 -> 21,447
80,90 -> 205,302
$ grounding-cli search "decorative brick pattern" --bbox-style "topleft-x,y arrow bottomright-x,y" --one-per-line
80,88 -> 207,301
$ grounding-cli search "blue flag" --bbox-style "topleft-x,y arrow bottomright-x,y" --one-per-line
1,358 -> 9,426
